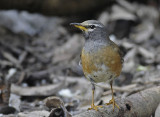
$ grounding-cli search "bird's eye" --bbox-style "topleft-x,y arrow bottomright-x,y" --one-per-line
89,25 -> 95,29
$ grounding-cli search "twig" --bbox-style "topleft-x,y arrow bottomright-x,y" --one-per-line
16,72 -> 25,85
11,81 -> 65,96
1,51 -> 21,68
97,83 -> 137,92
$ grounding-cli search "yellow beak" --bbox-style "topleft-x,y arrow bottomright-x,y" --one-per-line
70,23 -> 87,31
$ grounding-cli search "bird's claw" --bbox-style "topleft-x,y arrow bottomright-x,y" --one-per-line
88,104 -> 103,111
106,98 -> 119,111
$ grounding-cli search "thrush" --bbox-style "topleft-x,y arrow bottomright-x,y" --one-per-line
70,20 -> 123,111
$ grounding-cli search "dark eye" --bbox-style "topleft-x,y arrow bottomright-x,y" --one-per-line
89,25 -> 95,29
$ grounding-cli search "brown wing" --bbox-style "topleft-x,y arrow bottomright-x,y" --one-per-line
109,41 -> 124,64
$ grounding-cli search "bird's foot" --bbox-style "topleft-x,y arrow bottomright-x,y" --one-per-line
88,104 -> 103,111
106,98 -> 119,111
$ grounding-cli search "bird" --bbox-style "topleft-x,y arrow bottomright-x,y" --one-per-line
70,20 -> 123,111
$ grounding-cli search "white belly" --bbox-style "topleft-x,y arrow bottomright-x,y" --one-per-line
84,64 -> 116,83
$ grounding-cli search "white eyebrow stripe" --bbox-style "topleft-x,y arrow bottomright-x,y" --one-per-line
88,24 -> 103,27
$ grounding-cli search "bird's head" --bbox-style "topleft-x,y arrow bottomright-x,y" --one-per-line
70,20 -> 106,39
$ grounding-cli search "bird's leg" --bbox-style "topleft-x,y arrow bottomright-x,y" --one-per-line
106,81 -> 119,111
88,82 -> 102,111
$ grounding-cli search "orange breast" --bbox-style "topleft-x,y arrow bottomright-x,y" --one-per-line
81,44 -> 122,79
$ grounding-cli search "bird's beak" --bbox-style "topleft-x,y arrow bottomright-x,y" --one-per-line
70,23 -> 87,31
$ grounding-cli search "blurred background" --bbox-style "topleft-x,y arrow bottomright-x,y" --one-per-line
0,0 -> 160,116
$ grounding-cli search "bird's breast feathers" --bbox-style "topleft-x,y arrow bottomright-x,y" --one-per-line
81,44 -> 122,82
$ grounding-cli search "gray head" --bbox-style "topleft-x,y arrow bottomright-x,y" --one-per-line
71,20 -> 107,40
